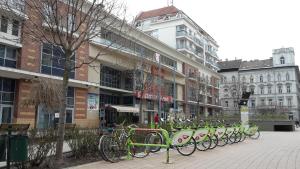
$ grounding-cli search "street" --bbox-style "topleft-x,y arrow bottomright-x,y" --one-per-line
68,129 -> 300,169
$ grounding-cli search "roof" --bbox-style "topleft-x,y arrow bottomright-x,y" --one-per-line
136,6 -> 179,20
240,58 -> 273,70
218,60 -> 242,70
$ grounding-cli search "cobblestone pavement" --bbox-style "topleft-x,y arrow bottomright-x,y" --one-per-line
68,130 -> 300,169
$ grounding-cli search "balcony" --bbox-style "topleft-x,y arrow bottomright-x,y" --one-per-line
0,0 -> 26,16
176,31 -> 204,49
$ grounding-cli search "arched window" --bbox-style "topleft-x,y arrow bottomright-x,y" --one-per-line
232,76 -> 236,82
277,73 -> 281,81
286,73 -> 290,81
267,74 -> 271,82
242,76 -> 246,82
260,75 -> 263,83
250,75 -> 254,83
280,56 -> 285,64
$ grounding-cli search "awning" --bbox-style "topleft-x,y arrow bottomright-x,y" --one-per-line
109,105 -> 139,113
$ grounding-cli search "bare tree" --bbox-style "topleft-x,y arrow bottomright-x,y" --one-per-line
134,58 -> 155,124
3,0 -> 127,163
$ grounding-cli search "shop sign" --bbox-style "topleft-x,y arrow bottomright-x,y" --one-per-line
135,91 -> 173,103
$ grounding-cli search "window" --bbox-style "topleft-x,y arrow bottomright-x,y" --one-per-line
0,78 -> 15,105
1,16 -> 8,33
286,73 -> 290,81
41,43 -> 75,79
225,101 -> 228,107
223,77 -> 227,83
287,85 -> 291,93
232,76 -> 236,82
278,98 -> 283,107
100,66 -> 121,89
267,74 -> 271,82
288,98 -> 292,107
250,75 -> 254,83
232,90 -> 237,97
0,77 -> 15,124
280,56 -> 285,64
250,86 -> 255,94
147,100 -> 154,110
278,85 -> 282,94
242,86 -> 247,93
12,20 -> 19,36
268,99 -> 273,105
37,87 -> 74,129
277,73 -> 281,81
251,100 -> 255,107
260,86 -> 264,94
268,86 -> 272,94
260,75 -> 263,82
224,88 -> 228,93
242,76 -> 246,82
234,101 -> 238,107
161,55 -> 177,69
261,99 -> 265,106
0,45 -> 17,68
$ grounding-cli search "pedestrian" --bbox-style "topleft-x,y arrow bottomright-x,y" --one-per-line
296,120 -> 300,128
154,113 -> 159,129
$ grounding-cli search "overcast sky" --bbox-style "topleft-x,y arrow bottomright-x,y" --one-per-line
124,0 -> 300,65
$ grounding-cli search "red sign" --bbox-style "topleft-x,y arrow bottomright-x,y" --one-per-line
135,91 -> 173,103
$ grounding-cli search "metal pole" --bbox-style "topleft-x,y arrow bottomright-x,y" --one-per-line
173,64 -> 176,117
158,54 -> 162,119
7,125 -> 11,169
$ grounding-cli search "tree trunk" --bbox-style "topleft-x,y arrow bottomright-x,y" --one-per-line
55,53 -> 71,164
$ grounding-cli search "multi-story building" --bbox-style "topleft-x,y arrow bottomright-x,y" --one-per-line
134,6 -> 219,72
219,47 -> 300,120
0,2 -> 221,128
134,6 -> 222,117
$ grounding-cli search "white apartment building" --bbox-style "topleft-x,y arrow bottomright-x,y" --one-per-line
134,6 -> 219,72
219,47 -> 300,120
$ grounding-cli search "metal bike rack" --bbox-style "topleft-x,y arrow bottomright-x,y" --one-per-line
127,128 -> 171,163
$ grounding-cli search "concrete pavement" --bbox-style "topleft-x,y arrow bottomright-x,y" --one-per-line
68,129 -> 300,169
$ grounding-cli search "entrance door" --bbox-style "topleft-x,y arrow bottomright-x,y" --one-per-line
65,108 -> 74,124
0,105 -> 13,124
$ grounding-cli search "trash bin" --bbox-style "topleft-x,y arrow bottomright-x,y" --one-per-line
0,135 -> 6,161
10,135 -> 28,162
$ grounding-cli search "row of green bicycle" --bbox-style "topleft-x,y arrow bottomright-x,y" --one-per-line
98,119 -> 260,163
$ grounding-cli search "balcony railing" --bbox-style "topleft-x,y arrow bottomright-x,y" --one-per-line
0,0 -> 25,13
176,31 -> 204,48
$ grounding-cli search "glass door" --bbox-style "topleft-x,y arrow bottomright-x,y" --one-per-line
0,105 -> 13,124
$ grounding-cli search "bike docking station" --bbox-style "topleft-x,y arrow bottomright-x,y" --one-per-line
127,128 -> 171,164
127,127 -> 195,164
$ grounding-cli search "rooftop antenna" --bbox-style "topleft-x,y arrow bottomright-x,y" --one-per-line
167,0 -> 174,6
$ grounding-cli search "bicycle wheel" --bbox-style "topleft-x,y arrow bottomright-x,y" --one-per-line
145,132 -> 163,153
234,132 -> 242,143
217,134 -> 228,147
228,133 -> 236,144
250,130 -> 260,139
176,137 -> 196,156
240,132 -> 246,142
99,135 -> 109,161
209,134 -> 218,149
196,135 -> 211,151
101,135 -> 121,163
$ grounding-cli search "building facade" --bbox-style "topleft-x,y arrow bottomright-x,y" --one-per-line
134,6 -> 222,117
0,2 -> 221,128
219,48 -> 300,120
134,6 -> 219,72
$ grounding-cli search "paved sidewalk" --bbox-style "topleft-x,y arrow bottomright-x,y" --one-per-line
68,129 -> 300,169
